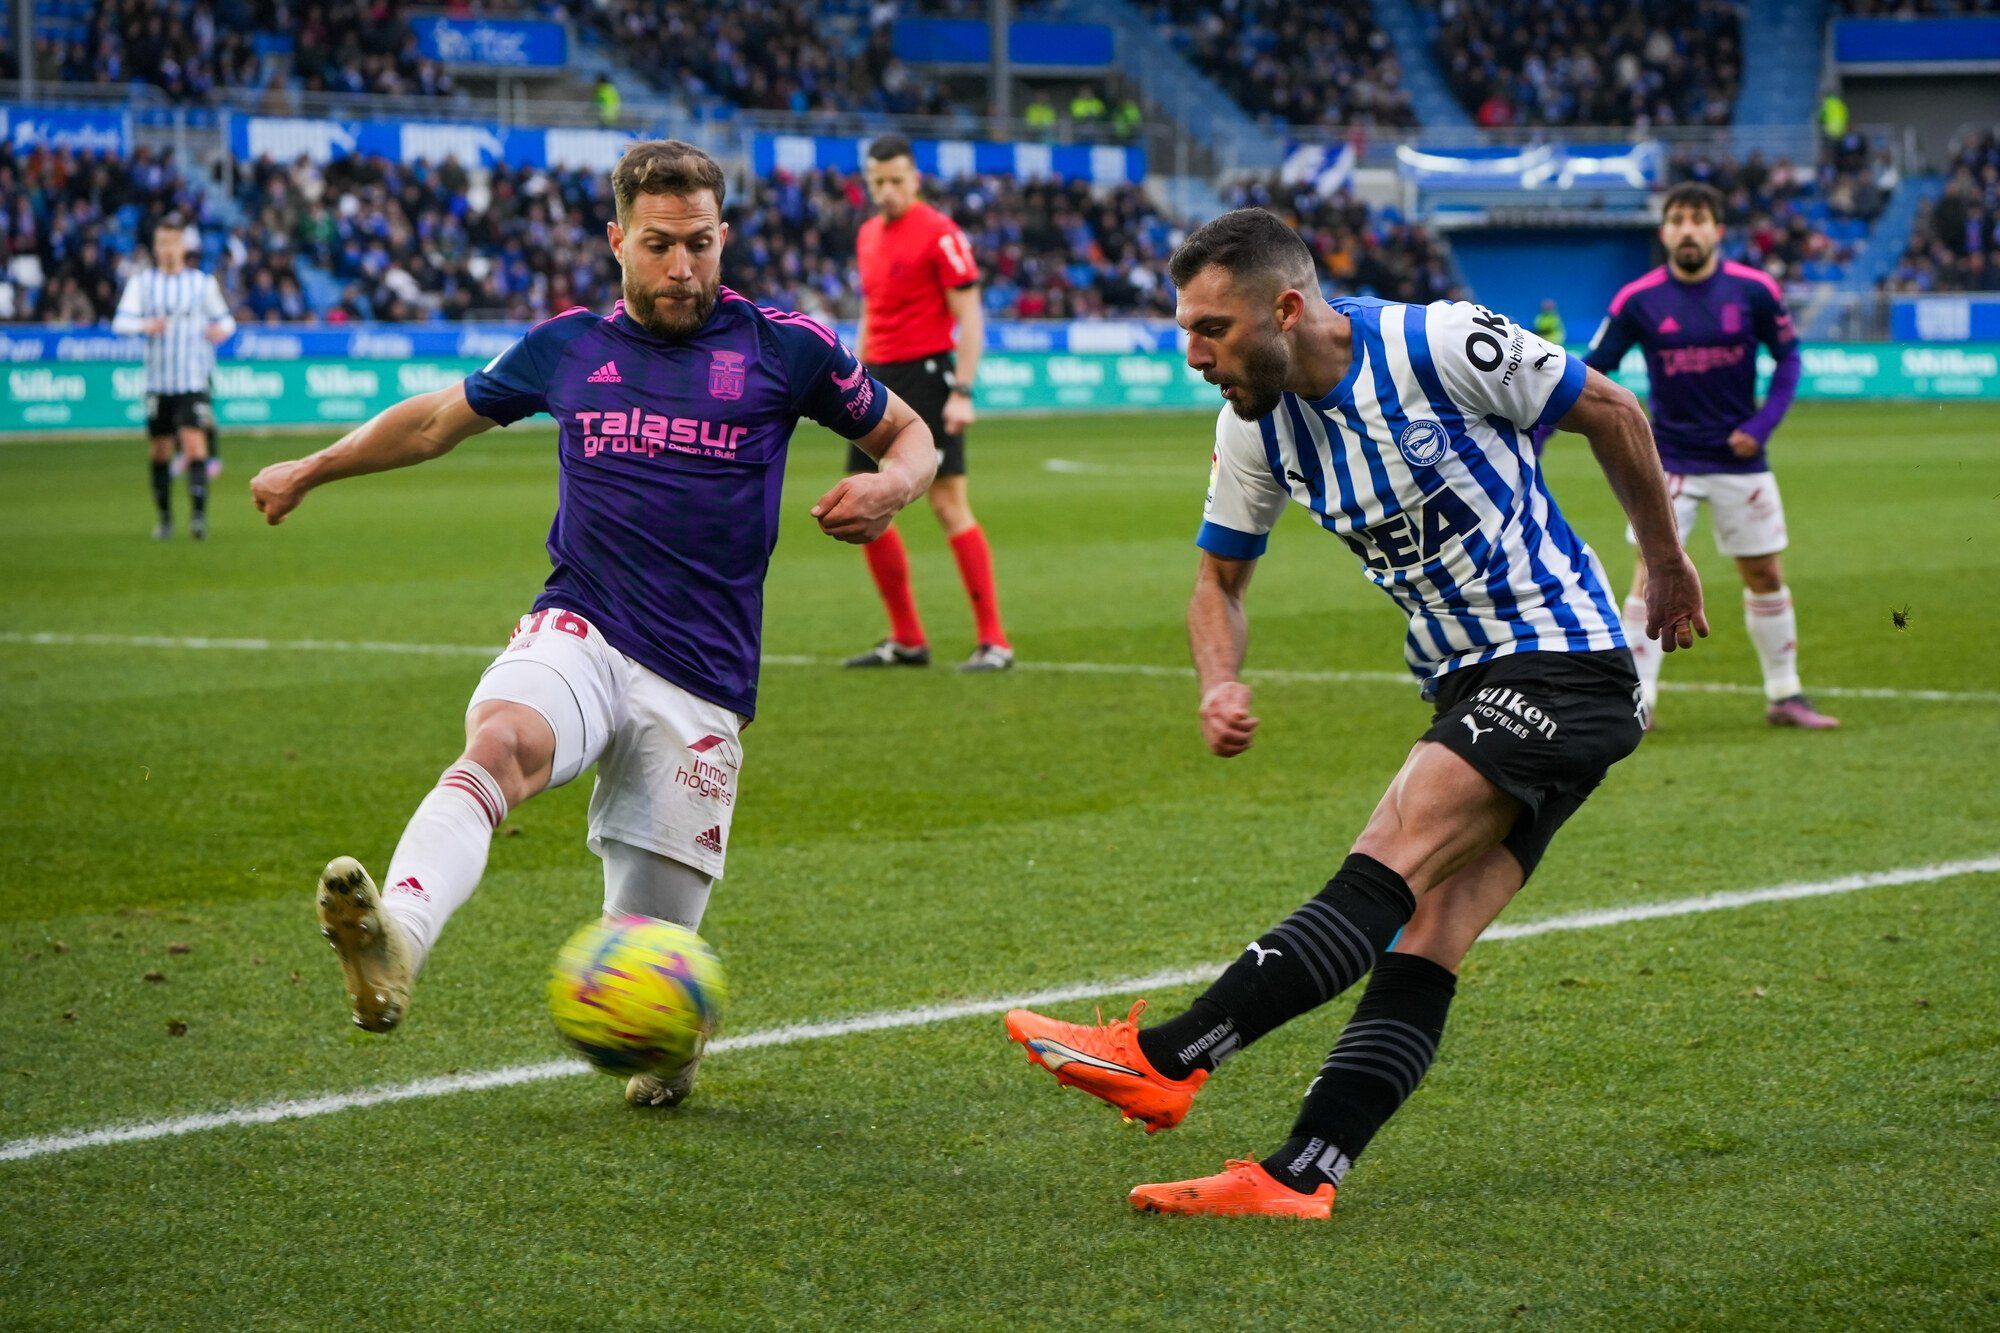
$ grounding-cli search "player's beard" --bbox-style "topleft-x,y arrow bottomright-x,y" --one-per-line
1221,330 -> 1292,421
1670,239 -> 1713,276
625,274 -> 718,339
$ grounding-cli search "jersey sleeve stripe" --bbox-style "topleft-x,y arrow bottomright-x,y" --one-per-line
1534,353 -> 1587,429
1196,520 -> 1269,560
1722,260 -> 1784,302
1608,266 -> 1669,316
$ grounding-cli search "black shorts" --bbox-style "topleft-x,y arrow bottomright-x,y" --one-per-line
146,391 -> 212,438
845,353 -> 964,478
1422,648 -> 1645,879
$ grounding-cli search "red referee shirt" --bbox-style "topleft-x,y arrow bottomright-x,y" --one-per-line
856,200 -> 980,364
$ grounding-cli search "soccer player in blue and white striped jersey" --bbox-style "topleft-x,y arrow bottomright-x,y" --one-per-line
1005,209 -> 1708,1219
112,216 -> 236,539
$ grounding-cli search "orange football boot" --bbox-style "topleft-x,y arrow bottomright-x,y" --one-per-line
1129,1160 -> 1335,1219
1003,1000 -> 1206,1133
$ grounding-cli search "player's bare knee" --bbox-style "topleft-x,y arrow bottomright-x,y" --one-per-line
928,482 -> 974,534
463,703 -> 555,803
1737,554 -> 1783,594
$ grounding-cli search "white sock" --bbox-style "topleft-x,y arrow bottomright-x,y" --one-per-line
1744,586 -> 1801,702
1622,595 -> 1663,710
381,760 -> 507,969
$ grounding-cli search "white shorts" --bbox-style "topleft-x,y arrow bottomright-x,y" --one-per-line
1625,470 -> 1788,559
466,608 -> 746,878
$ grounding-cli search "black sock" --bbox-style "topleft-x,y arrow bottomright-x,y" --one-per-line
1261,952 -> 1458,1194
150,460 -> 172,521
1137,854 -> 1416,1080
186,459 -> 208,518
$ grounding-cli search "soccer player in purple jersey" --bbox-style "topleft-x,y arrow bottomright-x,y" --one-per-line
1577,181 -> 1838,729
248,141 -> 938,1107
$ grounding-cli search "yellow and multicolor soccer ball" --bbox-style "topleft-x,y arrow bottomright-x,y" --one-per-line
547,915 -> 727,1076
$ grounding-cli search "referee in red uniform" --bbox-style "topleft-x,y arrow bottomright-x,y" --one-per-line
842,135 -> 1013,672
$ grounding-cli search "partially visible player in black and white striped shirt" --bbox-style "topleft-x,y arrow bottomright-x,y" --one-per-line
112,215 -> 236,540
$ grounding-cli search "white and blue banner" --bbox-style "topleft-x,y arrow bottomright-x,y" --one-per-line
1280,142 -> 1357,197
408,16 -> 569,70
231,115 -> 638,170
751,133 -> 1145,186
1397,141 -> 1662,191
0,319 -> 1182,364
1,104 -> 131,154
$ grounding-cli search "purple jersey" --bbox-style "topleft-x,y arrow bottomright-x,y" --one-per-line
1583,260 -> 1802,475
463,289 -> 888,718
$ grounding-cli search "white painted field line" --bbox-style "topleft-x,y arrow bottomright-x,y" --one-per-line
3,855 -> 1995,1166
4,630 -> 1996,705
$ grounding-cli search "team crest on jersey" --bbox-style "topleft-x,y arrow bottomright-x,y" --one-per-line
708,350 -> 746,401
1397,419 -> 1449,467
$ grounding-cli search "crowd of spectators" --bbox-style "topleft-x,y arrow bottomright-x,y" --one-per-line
1881,129 -> 2000,293
228,152 -> 620,322
1663,136 -> 1896,287
0,144 -> 212,323
725,170 -> 1186,320
35,0 -> 555,104
1147,0 -> 1416,129
1226,177 -> 1459,305
1427,0 -> 1742,128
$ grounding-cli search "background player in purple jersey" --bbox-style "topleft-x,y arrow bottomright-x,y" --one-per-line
1575,182 -> 1838,730
248,140 -> 937,1108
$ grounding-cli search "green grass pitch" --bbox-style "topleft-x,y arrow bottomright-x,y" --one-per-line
2,402 -> 1996,1327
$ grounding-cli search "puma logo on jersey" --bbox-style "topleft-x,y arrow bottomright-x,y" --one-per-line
1460,716 -> 1492,743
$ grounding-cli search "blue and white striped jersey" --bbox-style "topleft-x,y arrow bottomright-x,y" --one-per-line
111,266 -> 236,394
1199,297 -> 1625,690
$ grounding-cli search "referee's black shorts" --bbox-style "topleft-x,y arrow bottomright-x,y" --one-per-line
146,391 -> 212,439
845,353 -> 964,479
1420,648 -> 1645,879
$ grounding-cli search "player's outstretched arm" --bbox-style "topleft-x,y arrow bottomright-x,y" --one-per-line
810,389 -> 936,544
1557,368 -> 1709,652
250,383 -> 496,526
1189,552 -> 1260,756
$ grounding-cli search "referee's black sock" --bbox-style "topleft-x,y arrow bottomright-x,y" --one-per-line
150,459 -> 173,521
1261,952 -> 1457,1195
1137,854 -> 1416,1081
185,458 -> 209,518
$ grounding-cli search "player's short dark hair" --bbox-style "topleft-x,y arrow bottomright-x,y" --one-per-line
866,134 -> 914,164
1660,182 -> 1725,224
611,139 -> 726,222
1168,207 -> 1318,296
153,213 -> 185,236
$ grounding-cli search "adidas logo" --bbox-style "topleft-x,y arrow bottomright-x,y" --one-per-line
390,876 -> 429,901
1657,316 -> 1680,334
586,360 -> 622,383
695,825 -> 724,854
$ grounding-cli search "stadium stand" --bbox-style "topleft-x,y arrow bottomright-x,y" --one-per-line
1836,1 -> 2000,13
1143,0 -> 1417,129
32,0 -> 473,101
1663,136 -> 1897,287
726,169 -> 1184,319
1879,128 -> 2000,293
0,145 -> 213,323
588,0 -> 951,114
1424,0 -> 1742,128
1227,176 -> 1459,304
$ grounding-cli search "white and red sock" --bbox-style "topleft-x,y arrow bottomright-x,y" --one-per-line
949,524 -> 1008,649
863,526 -> 926,647
1622,595 -> 1663,711
380,760 -> 507,969
1744,586 -> 1802,701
